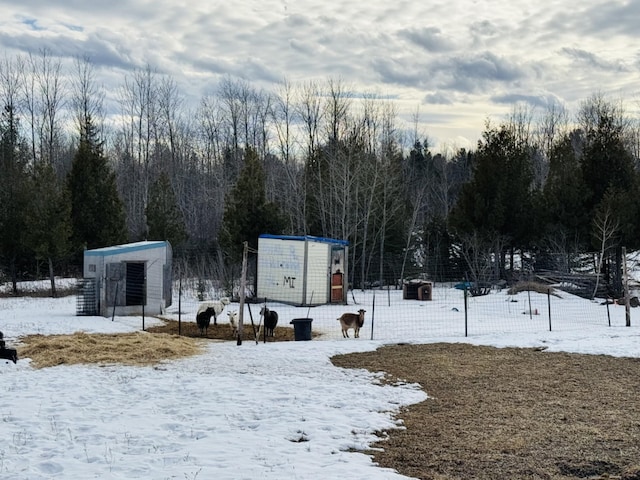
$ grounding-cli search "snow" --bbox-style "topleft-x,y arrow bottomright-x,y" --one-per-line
2,282 -> 640,479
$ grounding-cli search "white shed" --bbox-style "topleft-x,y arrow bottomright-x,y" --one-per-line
79,241 -> 172,317
257,234 -> 348,306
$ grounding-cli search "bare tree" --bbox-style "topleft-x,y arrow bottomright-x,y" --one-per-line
459,231 -> 506,294
157,75 -> 184,169
22,49 -> 66,172
591,198 -> 620,299
0,54 -> 23,125
70,56 -> 105,138
116,65 -> 160,239
271,79 -> 306,233
295,79 -> 323,160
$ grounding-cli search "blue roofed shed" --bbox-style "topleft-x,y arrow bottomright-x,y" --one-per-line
257,234 -> 348,306
79,241 -> 172,317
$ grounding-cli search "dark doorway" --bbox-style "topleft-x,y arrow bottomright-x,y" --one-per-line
126,262 -> 145,306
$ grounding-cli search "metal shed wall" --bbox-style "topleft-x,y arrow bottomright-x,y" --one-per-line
257,236 -> 306,304
257,235 -> 348,306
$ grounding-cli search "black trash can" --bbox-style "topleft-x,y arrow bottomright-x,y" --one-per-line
290,318 -> 313,341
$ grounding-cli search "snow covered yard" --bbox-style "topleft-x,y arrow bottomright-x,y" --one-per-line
2,282 -> 640,479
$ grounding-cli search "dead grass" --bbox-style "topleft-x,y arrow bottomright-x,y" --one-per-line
18,331 -> 205,368
332,343 -> 640,480
508,280 -> 559,296
17,318 -> 314,369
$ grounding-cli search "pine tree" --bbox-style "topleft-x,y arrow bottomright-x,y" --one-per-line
450,123 -> 534,246
0,104 -> 30,293
67,117 -> 127,251
220,147 -> 285,263
541,131 -> 589,251
26,160 -> 72,296
449,123 -> 535,280
146,171 -> 187,249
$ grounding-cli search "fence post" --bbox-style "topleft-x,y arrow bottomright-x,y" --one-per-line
464,286 -> 468,337
178,275 -> 182,336
237,241 -> 248,345
371,293 -> 375,340
547,288 -> 552,332
623,246 -> 631,327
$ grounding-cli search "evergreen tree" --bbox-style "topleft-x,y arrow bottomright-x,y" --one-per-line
450,123 -> 535,247
26,160 -> 72,296
67,117 -> 127,251
449,123 -> 535,280
220,147 -> 285,263
541,131 -> 590,252
146,171 -> 187,249
579,96 -> 636,216
0,104 -> 30,293
579,101 -> 639,249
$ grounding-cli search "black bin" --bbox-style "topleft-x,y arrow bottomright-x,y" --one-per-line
290,318 -> 313,341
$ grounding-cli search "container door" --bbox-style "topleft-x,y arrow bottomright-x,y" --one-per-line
331,272 -> 343,303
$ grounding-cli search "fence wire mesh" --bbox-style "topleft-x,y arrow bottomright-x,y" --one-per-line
164,254 -> 640,342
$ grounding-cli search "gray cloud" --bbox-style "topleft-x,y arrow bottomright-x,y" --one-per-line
561,47 -> 630,72
491,93 -> 560,109
399,26 -> 456,52
423,92 -> 453,105
1,0 -> 640,150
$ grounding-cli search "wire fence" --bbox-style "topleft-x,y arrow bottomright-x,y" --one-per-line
75,243 -> 640,342
164,271 -> 640,343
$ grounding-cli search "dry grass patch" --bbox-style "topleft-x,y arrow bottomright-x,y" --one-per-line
332,343 -> 640,480
18,331 -> 204,369
507,280 -> 559,296
17,317 -> 315,369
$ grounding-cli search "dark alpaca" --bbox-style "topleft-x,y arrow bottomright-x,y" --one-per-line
196,307 -> 217,336
0,331 -> 17,364
260,307 -> 278,337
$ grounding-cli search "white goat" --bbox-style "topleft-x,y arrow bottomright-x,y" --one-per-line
196,297 -> 230,326
337,309 -> 366,338
227,310 -> 239,337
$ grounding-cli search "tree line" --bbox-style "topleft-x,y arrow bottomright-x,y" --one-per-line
0,51 -> 638,297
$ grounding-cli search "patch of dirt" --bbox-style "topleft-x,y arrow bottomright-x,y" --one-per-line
331,343 -> 640,480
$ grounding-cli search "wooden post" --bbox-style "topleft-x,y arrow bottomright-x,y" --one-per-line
623,246 -> 631,327
237,241 -> 249,345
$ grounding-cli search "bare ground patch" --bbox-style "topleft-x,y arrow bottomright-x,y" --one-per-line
146,318 -> 303,341
331,343 -> 640,480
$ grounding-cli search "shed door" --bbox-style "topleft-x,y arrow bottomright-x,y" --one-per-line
106,262 -> 125,307
126,262 -> 146,306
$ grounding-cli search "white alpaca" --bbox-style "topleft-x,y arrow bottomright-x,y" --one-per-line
196,297 -> 230,326
227,310 -> 239,337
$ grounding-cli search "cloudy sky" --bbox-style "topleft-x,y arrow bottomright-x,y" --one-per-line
0,0 -> 638,150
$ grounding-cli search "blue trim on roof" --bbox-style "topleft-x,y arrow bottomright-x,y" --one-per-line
84,241 -> 169,257
259,234 -> 349,246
